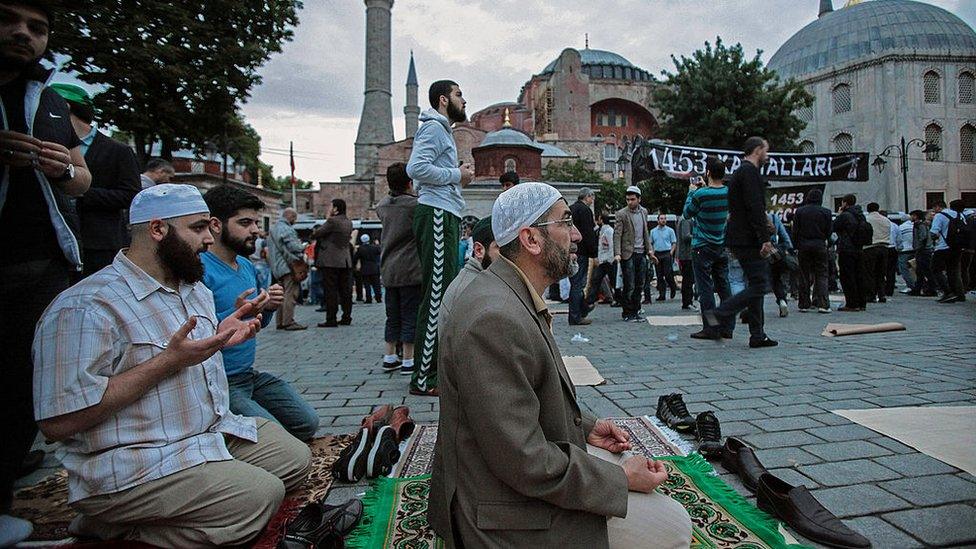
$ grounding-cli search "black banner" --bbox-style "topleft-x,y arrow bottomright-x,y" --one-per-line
767,184 -> 826,220
631,139 -> 870,183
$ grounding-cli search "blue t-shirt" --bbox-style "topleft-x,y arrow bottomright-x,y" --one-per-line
201,251 -> 272,376
650,225 -> 677,252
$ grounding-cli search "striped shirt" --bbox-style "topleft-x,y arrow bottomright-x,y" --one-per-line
33,251 -> 256,503
682,185 -> 729,248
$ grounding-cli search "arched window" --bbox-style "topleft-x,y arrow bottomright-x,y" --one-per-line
504,158 -> 517,173
800,140 -> 815,154
832,83 -> 851,114
832,133 -> 853,153
924,123 -> 943,161
923,70 -> 941,103
959,72 -> 974,104
796,104 -> 814,122
961,124 -> 976,163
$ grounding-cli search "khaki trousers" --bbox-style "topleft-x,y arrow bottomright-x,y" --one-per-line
277,273 -> 300,328
69,419 -> 312,547
587,444 -> 693,549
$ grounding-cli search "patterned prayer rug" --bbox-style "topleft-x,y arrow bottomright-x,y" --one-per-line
10,435 -> 349,546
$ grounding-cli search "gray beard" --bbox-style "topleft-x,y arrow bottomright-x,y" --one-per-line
568,257 -> 580,277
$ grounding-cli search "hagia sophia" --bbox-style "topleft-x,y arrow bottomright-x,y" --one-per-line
289,0 -> 976,222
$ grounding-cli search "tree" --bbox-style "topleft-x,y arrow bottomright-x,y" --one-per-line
544,159 -> 605,184
653,37 -> 813,151
52,1 -> 303,162
267,175 -> 312,192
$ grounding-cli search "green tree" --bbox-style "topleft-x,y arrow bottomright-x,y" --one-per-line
267,175 -> 312,192
52,1 -> 303,162
543,159 -> 605,184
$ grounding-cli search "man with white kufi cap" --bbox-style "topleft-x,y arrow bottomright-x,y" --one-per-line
428,182 -> 692,548
32,184 -> 311,546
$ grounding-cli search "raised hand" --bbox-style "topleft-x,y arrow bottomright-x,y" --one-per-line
265,283 -> 284,310
218,301 -> 263,348
233,287 -> 270,313
161,317 -> 236,372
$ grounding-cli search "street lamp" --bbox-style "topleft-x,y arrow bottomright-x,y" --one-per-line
873,137 -> 941,212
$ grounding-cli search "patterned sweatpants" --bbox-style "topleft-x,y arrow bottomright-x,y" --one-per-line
411,204 -> 460,392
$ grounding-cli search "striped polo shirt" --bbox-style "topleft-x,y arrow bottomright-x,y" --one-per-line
682,186 -> 729,248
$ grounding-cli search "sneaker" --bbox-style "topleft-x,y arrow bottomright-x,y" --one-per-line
749,336 -> 779,349
381,360 -> 401,372
332,427 -> 374,482
899,288 -> 912,294
365,424 -> 401,478
817,307 -> 831,314
409,386 -> 440,397
797,307 -> 810,313
777,299 -> 788,318
656,393 -> 697,432
400,363 -> 415,376
630,314 -> 646,323
695,411 -> 723,460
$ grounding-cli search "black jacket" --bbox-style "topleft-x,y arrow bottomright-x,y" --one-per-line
791,189 -> 832,250
724,160 -> 770,248
355,243 -> 381,276
78,131 -> 141,250
832,205 -> 865,253
570,199 -> 597,257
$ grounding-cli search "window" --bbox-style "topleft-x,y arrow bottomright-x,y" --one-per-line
832,83 -> 851,113
961,124 -> 976,163
603,144 -> 618,173
800,140 -> 815,154
832,133 -> 853,153
796,101 -> 814,122
924,123 -> 942,161
959,72 -> 975,104
925,191 -> 945,210
962,192 -> 976,208
504,158 -> 516,172
544,88 -> 553,134
923,70 -> 941,103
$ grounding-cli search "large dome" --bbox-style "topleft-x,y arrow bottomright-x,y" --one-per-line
768,0 -> 976,81
541,48 -> 653,81
477,128 -> 543,150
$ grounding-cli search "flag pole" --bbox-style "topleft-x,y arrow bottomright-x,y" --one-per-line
289,141 -> 297,209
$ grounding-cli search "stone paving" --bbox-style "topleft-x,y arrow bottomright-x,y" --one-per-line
17,288 -> 976,547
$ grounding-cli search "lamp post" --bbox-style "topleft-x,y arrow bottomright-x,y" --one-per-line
872,137 -> 941,212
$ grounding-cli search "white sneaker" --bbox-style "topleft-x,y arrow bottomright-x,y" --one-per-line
818,307 -> 831,314
777,299 -> 789,317
0,515 -> 33,547
899,288 -> 912,294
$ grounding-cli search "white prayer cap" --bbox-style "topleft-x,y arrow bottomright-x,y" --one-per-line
360,234 -> 370,243
491,182 -> 565,247
625,185 -> 641,196
129,184 -> 209,225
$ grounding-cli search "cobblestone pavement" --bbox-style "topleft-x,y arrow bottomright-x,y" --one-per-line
18,290 -> 976,547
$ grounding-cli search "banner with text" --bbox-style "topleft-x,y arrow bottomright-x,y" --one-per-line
631,139 -> 870,184
767,184 -> 826,220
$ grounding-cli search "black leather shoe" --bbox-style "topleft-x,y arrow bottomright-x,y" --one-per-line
757,473 -> 871,549
278,498 -> 363,549
722,437 -> 767,492
749,336 -> 778,348
695,411 -> 723,460
690,329 -> 721,341
656,393 -> 697,432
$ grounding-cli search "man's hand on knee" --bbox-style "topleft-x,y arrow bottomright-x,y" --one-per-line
623,456 -> 669,493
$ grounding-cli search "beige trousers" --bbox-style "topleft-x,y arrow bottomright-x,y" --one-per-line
587,444 -> 693,549
69,419 -> 312,547
277,273 -> 300,328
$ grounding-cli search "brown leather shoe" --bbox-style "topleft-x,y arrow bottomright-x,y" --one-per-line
757,473 -> 871,549
389,406 -> 416,442
361,404 -> 393,432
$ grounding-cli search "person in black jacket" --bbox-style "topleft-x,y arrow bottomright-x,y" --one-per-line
355,233 -> 383,303
52,84 -> 141,275
791,188 -> 832,312
702,137 -> 777,348
568,187 -> 596,325
831,194 -> 867,311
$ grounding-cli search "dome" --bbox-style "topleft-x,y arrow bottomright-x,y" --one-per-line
477,128 -> 543,150
540,48 -> 652,80
769,0 -> 976,81
537,142 -> 571,157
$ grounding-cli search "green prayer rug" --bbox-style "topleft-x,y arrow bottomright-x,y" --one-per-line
346,456 -> 808,549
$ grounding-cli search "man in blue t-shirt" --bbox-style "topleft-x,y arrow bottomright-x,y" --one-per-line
202,185 -> 319,440
650,213 -> 678,300
929,198 -> 967,303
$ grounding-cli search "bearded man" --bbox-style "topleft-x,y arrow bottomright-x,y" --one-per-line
428,183 -> 692,548
32,184 -> 311,547
202,185 -> 319,441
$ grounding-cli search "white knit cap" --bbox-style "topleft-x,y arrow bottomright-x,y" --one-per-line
491,182 -> 565,247
625,185 -> 641,196
129,184 -> 209,225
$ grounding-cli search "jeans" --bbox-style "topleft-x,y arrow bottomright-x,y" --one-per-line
770,256 -> 790,302
620,253 -> 648,318
711,247 -> 769,340
227,369 -> 320,441
797,246 -> 829,310
897,251 -> 916,290
932,248 -> 964,297
587,261 -> 617,305
309,268 -> 324,306
654,252 -> 678,298
692,244 -> 730,328
838,250 -> 866,308
568,255 -> 591,323
384,285 -> 421,343
679,259 -> 695,307
728,257 -> 746,295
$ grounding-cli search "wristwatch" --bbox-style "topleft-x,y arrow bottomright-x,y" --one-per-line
53,163 -> 75,183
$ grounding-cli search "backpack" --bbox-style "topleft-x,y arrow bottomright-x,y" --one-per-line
852,211 -> 873,247
940,211 -> 970,249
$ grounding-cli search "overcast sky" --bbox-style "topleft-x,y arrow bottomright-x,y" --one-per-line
240,0 -> 976,183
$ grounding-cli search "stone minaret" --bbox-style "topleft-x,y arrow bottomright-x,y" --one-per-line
354,0 -> 395,178
819,0 -> 833,17
404,51 -> 419,138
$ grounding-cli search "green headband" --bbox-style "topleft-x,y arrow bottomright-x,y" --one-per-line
50,83 -> 94,108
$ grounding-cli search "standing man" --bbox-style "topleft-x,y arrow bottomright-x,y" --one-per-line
429,182 -> 692,548
832,194 -> 869,311
52,83 -> 141,275
201,185 -> 319,441
930,199 -> 966,303
683,157 -> 732,339
406,79 -> 474,396
702,137 -> 777,348
139,158 -> 174,189
676,212 -> 695,310
376,162 -> 422,375
569,187 -> 596,325
895,212 -> 917,293
613,186 -> 652,322
499,170 -> 518,191
650,214 -> 678,301
0,3 -> 93,542
355,233 -> 382,303
312,198 -> 354,326
862,202 -> 892,303
268,207 -> 307,330
909,210 -> 936,296
791,189 -> 832,313
587,212 -> 617,307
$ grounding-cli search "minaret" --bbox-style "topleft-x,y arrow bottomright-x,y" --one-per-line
354,0 -> 395,178
404,51 -> 419,138
819,0 -> 833,17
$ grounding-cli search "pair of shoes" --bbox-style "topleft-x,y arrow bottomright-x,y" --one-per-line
670,288 -> 677,299
757,474 -> 871,549
722,437 -> 767,491
818,307 -> 831,314
797,307 -> 810,313
938,294 -> 965,303
281,323 -> 308,331
610,301 -> 621,307
569,318 -> 592,326
749,336 -> 778,348
690,329 -> 721,341
628,314 -> 646,323
836,306 -> 859,312
381,360 -> 401,372
655,394 -> 697,432
365,299 -> 373,304
695,411 -> 723,459
278,498 -> 363,549
333,405 -> 412,482
409,386 -> 440,397
318,321 -> 339,328
339,318 -> 352,325
877,297 -> 887,303
777,299 -> 789,317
